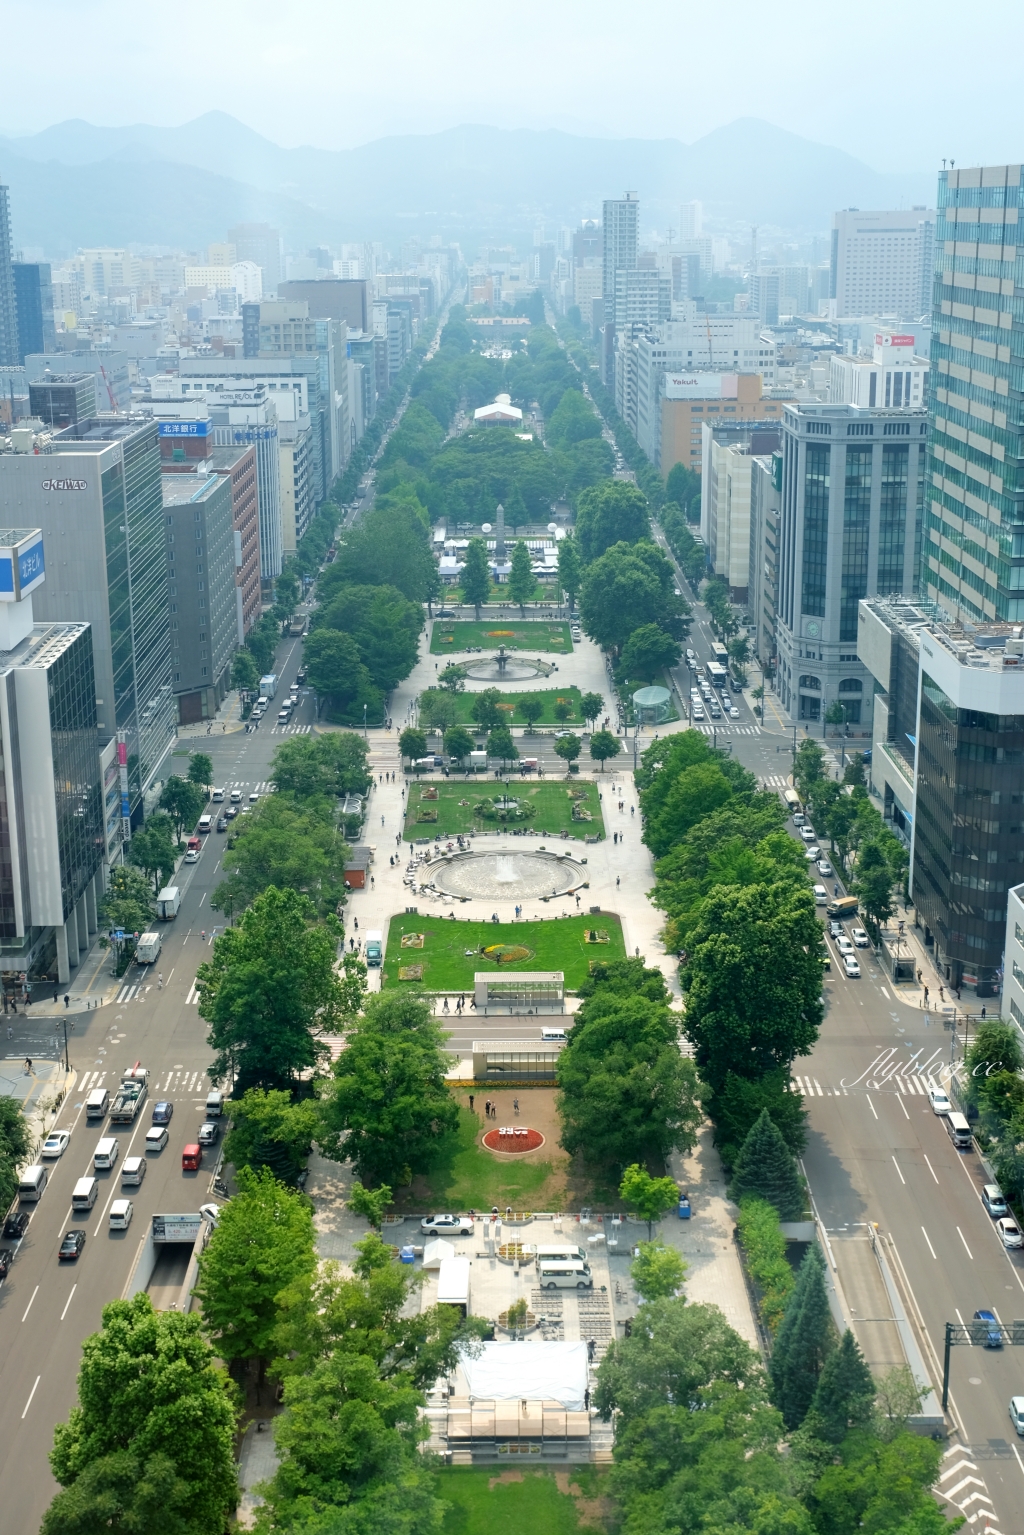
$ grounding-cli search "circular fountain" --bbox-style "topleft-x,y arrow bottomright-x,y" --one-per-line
430,849 -> 586,901
462,644 -> 545,681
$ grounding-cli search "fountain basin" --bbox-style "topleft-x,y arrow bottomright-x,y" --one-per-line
430,849 -> 585,900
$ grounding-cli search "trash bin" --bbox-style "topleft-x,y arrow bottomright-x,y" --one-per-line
678,1194 -> 691,1219
399,1245 -> 416,1264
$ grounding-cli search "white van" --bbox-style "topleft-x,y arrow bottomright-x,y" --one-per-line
109,1199 -> 133,1230
211,788 -> 225,803
535,1243 -> 587,1266
541,1027 -> 566,1041
121,1157 -> 147,1187
539,1259 -> 593,1290
72,1176 -> 98,1211
18,1165 -> 47,1202
205,1089 -> 224,1118
197,814 -> 213,834
93,1137 -> 120,1171
813,884 -> 827,905
145,1126 -> 168,1153
945,1111 -> 973,1150
86,1087 -> 109,1119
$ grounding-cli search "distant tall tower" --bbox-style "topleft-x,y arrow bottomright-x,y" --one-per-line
679,200 -> 703,240
0,185 -> 19,368
494,503 -> 506,560
602,192 -> 639,302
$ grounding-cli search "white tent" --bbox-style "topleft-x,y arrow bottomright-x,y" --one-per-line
422,1237 -> 456,1270
460,1341 -> 588,1411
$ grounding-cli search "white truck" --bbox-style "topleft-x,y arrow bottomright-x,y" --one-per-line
155,886 -> 180,920
136,932 -> 161,964
259,673 -> 278,701
365,930 -> 383,967
109,1064 -> 149,1126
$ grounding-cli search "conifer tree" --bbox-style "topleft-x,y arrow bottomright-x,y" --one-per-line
770,1245 -> 835,1429
801,1327 -> 875,1444
729,1108 -> 805,1219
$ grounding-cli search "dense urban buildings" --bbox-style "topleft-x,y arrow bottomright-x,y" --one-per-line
829,207 -> 935,319
0,184 -> 18,367
161,467 -> 237,724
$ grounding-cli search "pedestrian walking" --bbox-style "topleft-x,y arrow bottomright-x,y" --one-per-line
630,805 -> 635,817
370,876 -> 375,889
635,946 -> 640,957
484,1098 -> 491,1117
353,917 -> 358,930
443,997 -> 450,1013
381,814 -> 385,826
616,875 -> 620,887
63,993 -> 70,1008
513,1097 -> 519,1115
6,1025 -> 11,1040
24,1057 -> 31,1074
575,893 -> 580,907
54,988 -> 58,1004
469,1094 -> 475,1112
923,985 -> 929,1006
982,1005 -> 988,1020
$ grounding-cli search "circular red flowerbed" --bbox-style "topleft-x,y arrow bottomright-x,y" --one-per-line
482,1126 -> 545,1154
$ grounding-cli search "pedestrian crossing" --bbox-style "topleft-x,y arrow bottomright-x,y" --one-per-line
185,982 -> 200,1006
270,724 -> 312,735
224,780 -> 274,794
761,774 -> 789,789
77,1066 -> 211,1096
115,982 -> 146,1004
691,723 -> 762,737
938,1444 -> 1004,1535
792,1072 -> 941,1098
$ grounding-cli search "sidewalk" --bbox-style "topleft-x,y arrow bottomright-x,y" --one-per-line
21,940 -> 117,1020
176,688 -> 246,742
0,1056 -> 75,1155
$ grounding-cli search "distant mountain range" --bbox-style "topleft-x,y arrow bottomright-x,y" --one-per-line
0,113 -> 937,255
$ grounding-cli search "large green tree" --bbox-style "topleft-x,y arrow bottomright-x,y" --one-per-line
312,583 -> 424,692
230,647 -> 260,694
507,539 -> 537,616
222,1088 -> 321,1186
127,813 -> 176,893
802,1328 -> 875,1446
46,1294 -> 237,1535
729,1109 -> 806,1219
212,794 -> 349,922
576,480 -> 650,561
469,687 -> 503,732
303,629 -> 375,715
320,993 -> 459,1186
595,1296 -> 761,1426
271,732 -> 370,800
486,724 -> 518,766
682,882 -> 824,1096
588,729 -> 621,771
557,990 -> 701,1170
98,865 -> 154,943
579,540 -> 690,653
194,1166 -> 316,1392
460,537 -> 492,618
319,495 -> 437,605
0,1095 -> 31,1213
198,886 -> 344,1092
158,776 -> 208,841
853,838 -> 895,932
769,1245 -> 834,1429
621,622 -> 682,683
619,1164 -> 681,1238
443,725 -> 474,765
557,534 -> 582,612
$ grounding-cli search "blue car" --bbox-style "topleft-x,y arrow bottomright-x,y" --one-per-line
973,1309 -> 1003,1347
151,1101 -> 173,1125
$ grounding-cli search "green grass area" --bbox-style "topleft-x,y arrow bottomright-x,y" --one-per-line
404,780 -> 603,840
430,620 -> 573,655
438,1466 -> 609,1535
382,912 -> 624,991
430,686 -> 584,728
396,1105 -> 567,1214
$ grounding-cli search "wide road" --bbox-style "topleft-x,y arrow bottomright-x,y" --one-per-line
665,558 -> 1024,1532
0,631 -> 312,1533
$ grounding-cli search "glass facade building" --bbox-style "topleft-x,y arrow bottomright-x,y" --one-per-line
924,164 -> 1024,621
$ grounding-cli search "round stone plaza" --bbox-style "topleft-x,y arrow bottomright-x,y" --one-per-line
428,849 -> 586,901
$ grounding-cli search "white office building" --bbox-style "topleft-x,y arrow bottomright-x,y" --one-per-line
829,208 -> 935,319
830,329 -> 929,409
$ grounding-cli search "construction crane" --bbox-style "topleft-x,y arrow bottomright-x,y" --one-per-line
98,363 -> 118,412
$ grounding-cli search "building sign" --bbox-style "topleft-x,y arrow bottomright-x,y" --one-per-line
876,333 -> 916,348
41,478 -> 87,491
664,373 -> 739,400
152,1213 -> 203,1244
117,735 -> 131,843
159,421 -> 209,437
0,531 -> 45,600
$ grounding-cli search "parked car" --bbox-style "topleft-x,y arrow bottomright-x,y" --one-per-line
40,1130 -> 70,1158
928,1086 -> 952,1116
982,1184 -> 1009,1217
3,1210 -> 30,1240
997,1217 -> 1023,1249
842,954 -> 861,978
851,927 -> 870,947
0,1248 -> 11,1280
184,848 -> 198,864
805,845 -> 821,861
420,1214 -> 474,1236
58,1230 -> 86,1262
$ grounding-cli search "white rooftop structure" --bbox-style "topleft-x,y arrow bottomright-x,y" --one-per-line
474,392 -> 523,426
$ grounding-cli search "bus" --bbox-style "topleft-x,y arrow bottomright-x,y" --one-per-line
707,661 -> 729,690
711,642 -> 729,665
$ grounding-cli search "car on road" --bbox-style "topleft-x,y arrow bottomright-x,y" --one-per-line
197,1121 -> 220,1146
1011,1397 -> 1024,1436
928,1086 -> 953,1116
805,845 -> 821,861
216,817 -> 228,833
982,1184 -> 1009,1217
837,936 -> 855,955
685,649 -> 695,664
729,706 -> 740,719
973,1309 -> 1003,1347
434,609 -> 455,619
40,1130 -> 70,1158
296,669 -> 306,685
225,805 -> 238,820
200,1203 -> 223,1225
230,789 -> 242,803
692,706 -> 705,720
3,1210 -> 29,1240
249,791 -> 260,803
851,927 -> 870,947
151,1101 -> 173,1125
0,1248 -> 11,1280
997,1217 -> 1023,1249
816,858 -> 833,877
184,848 -> 198,863
553,730 -> 576,739
842,954 -> 861,978
828,920 -> 844,939
420,1214 -> 474,1236
800,826 -> 816,842
145,1126 -> 169,1152
58,1230 -> 86,1262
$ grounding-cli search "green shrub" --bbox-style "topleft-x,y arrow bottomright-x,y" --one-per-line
736,1196 -> 795,1335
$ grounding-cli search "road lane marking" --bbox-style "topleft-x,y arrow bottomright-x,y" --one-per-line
924,1155 -> 940,1184
866,1094 -> 878,1118
1013,1443 -> 1024,1480
893,1156 -> 906,1184
60,1283 -> 77,1320
956,1226 -> 974,1259
21,1284 -> 38,1322
922,1227 -> 937,1259
897,1094 -> 910,1120
22,1375 -> 40,1416
880,986 -> 890,999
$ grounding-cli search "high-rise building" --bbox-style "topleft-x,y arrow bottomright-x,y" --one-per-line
0,185 -> 18,367
25,350 -> 129,411
679,201 -> 703,241
829,208 -> 934,319
227,224 -> 282,295
0,529 -> 104,983
749,452 -> 782,668
602,192 -> 639,304
278,278 -> 370,333
701,420 -> 786,602
161,469 -> 237,725
859,596 -> 1024,997
209,445 -> 261,640
923,163 -> 1024,624
28,372 -> 97,431
278,415 -> 313,556
12,262 -> 55,361
829,329 -> 929,410
0,419 -> 175,817
774,401 -> 928,728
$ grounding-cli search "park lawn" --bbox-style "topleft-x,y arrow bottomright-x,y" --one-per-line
396,1105 -> 568,1214
441,686 -> 584,727
430,619 -> 573,654
437,1465 -> 610,1535
404,780 -> 603,840
382,912 -> 625,992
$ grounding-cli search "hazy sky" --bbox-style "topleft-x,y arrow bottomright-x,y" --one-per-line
1,0 -> 1020,171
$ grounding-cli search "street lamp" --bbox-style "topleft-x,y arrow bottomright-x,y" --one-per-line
363,703 -> 368,738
